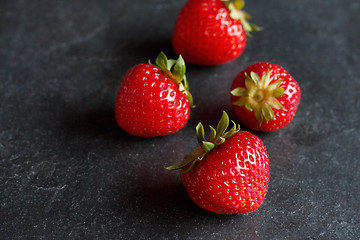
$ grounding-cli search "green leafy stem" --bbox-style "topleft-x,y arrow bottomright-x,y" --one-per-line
222,0 -> 262,36
166,111 -> 240,174
153,52 -> 194,108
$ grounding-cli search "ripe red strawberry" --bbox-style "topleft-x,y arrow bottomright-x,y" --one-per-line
115,52 -> 193,137
230,62 -> 301,132
172,0 -> 261,66
167,111 -> 269,214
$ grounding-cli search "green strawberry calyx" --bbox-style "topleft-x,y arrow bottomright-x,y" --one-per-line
152,51 -> 194,108
166,111 -> 240,174
222,0 -> 262,36
231,70 -> 285,126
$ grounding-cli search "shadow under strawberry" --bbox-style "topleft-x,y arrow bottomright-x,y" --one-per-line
61,108 -> 132,140
125,174 -> 243,220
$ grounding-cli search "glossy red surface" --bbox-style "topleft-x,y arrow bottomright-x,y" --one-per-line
172,0 -> 246,66
231,62 -> 301,131
115,64 -> 190,137
180,131 -> 269,214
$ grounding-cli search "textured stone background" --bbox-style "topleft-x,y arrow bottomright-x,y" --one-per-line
1,0 -> 359,239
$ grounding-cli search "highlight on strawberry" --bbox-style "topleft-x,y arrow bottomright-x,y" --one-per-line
167,111 -> 269,214
115,52 -> 193,137
172,0 -> 261,66
231,62 -> 301,132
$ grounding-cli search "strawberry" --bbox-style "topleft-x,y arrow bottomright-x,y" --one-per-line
230,62 -> 301,132
115,52 -> 193,137
167,111 -> 269,214
172,0 -> 261,66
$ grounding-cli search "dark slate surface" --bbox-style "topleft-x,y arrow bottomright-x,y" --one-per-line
1,0 -> 359,239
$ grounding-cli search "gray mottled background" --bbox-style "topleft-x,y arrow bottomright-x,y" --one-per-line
1,0 -> 359,239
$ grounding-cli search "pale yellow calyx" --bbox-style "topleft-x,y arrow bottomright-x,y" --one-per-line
231,70 -> 285,126
222,0 -> 262,36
